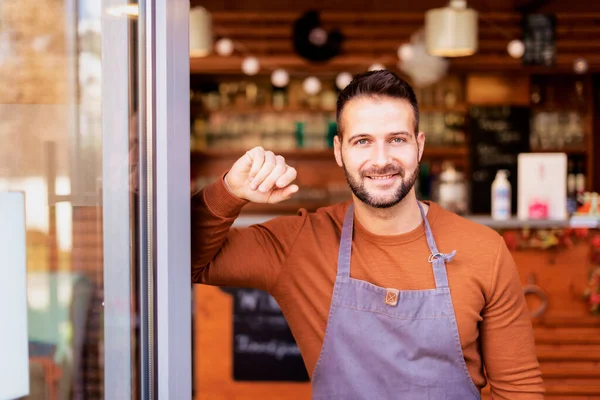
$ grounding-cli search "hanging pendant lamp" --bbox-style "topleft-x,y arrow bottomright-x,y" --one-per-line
425,0 -> 478,57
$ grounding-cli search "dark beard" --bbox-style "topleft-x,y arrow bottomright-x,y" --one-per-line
343,161 -> 420,209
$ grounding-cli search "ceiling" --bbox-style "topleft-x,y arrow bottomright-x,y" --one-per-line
193,0 -> 600,13
189,1 -> 600,74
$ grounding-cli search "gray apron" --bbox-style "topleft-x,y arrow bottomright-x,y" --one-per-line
311,202 -> 480,399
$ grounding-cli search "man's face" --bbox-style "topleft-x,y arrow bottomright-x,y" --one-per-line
334,96 -> 424,209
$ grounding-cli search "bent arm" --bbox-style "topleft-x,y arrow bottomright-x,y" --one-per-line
191,174 -> 305,292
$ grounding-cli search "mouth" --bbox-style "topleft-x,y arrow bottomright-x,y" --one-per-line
367,174 -> 397,180
365,173 -> 400,186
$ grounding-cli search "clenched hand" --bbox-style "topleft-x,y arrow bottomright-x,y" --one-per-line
224,146 -> 299,203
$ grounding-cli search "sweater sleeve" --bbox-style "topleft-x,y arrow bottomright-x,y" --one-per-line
480,237 -> 545,399
191,173 -> 306,292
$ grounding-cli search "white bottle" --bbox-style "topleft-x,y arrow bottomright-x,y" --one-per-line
491,170 -> 511,220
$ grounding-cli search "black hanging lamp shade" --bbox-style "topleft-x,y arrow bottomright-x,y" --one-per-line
292,10 -> 344,63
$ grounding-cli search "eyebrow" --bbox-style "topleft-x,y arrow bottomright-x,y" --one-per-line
347,131 -> 412,142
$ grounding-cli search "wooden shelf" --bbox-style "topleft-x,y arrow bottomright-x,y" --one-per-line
192,148 -> 334,160
190,54 -> 600,75
531,106 -> 587,113
192,146 -> 468,160
423,146 -> 468,158
203,106 -> 336,115
531,147 -> 587,155
197,105 -> 466,115
420,105 -> 468,113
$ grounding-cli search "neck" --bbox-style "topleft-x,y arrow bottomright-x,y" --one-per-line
352,191 -> 428,235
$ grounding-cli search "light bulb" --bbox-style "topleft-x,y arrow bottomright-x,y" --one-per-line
309,27 -> 328,46
368,63 -> 385,71
303,76 -> 321,95
336,72 -> 353,90
215,38 -> 234,56
507,39 -> 525,59
397,44 -> 414,61
271,69 -> 289,87
574,58 -> 588,74
241,57 -> 260,75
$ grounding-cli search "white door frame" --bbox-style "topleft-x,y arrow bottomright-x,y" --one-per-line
154,0 -> 192,397
102,0 -> 191,397
102,0 -> 134,396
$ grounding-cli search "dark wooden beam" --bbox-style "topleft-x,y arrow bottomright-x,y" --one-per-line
193,0 -> 600,13
515,0 -> 556,14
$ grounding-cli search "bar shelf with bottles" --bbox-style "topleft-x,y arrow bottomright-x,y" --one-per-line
190,74 -> 469,157
190,72 -> 596,216
529,74 -> 593,193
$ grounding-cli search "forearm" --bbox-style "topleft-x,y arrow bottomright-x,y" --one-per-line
482,237 -> 545,399
484,317 -> 544,400
191,174 -> 248,277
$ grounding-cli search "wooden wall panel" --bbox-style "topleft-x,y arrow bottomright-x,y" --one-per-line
194,0 -> 600,13
190,11 -> 600,74
194,285 -> 312,400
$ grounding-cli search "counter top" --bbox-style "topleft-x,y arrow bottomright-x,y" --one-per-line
232,213 -> 599,229
467,215 -> 598,229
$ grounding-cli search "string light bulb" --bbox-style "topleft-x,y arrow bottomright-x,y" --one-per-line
368,63 -> 385,71
574,58 -> 589,74
271,69 -> 290,87
241,57 -> 260,75
215,38 -> 234,56
336,72 -> 353,90
303,76 -> 322,95
309,27 -> 328,46
507,39 -> 525,59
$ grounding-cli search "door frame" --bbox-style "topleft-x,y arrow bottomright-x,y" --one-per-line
153,0 -> 192,397
102,0 -> 191,397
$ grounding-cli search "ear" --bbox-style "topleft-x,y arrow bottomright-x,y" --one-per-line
416,131 -> 425,162
334,135 -> 343,167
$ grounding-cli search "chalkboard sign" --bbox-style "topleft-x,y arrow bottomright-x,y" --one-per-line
469,106 -> 531,215
522,14 -> 556,67
220,287 -> 309,382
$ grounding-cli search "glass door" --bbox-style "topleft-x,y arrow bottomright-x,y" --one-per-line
0,0 -> 190,397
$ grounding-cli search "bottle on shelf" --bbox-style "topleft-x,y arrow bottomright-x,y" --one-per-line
491,170 -> 511,220
575,159 -> 586,206
567,159 -> 578,215
437,162 -> 469,215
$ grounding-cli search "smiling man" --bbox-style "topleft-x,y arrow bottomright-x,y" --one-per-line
191,70 -> 544,399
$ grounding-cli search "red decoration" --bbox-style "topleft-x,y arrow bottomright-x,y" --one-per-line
499,226 -> 600,316
502,231 -> 519,251
584,234 -> 600,315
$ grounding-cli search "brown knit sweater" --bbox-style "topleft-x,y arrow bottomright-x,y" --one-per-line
191,176 -> 545,399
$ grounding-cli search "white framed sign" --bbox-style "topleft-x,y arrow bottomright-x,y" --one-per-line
0,192 -> 29,399
517,153 -> 568,221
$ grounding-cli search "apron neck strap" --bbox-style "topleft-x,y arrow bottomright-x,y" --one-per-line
338,201 -> 455,288
418,201 -> 455,288
337,203 -> 354,279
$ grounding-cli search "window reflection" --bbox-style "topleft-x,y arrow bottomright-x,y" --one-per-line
0,0 -> 107,398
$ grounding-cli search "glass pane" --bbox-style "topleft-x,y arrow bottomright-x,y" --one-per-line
0,0 -> 139,398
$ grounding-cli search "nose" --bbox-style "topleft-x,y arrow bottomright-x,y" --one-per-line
372,142 -> 391,167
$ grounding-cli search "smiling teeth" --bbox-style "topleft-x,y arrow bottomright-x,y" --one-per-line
370,175 -> 394,180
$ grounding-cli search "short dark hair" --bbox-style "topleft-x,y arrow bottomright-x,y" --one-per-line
336,70 -> 419,137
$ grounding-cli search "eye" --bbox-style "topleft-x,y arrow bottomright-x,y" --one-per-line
391,137 -> 406,143
356,139 -> 369,145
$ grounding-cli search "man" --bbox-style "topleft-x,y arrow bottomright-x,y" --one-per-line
191,70 -> 544,399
